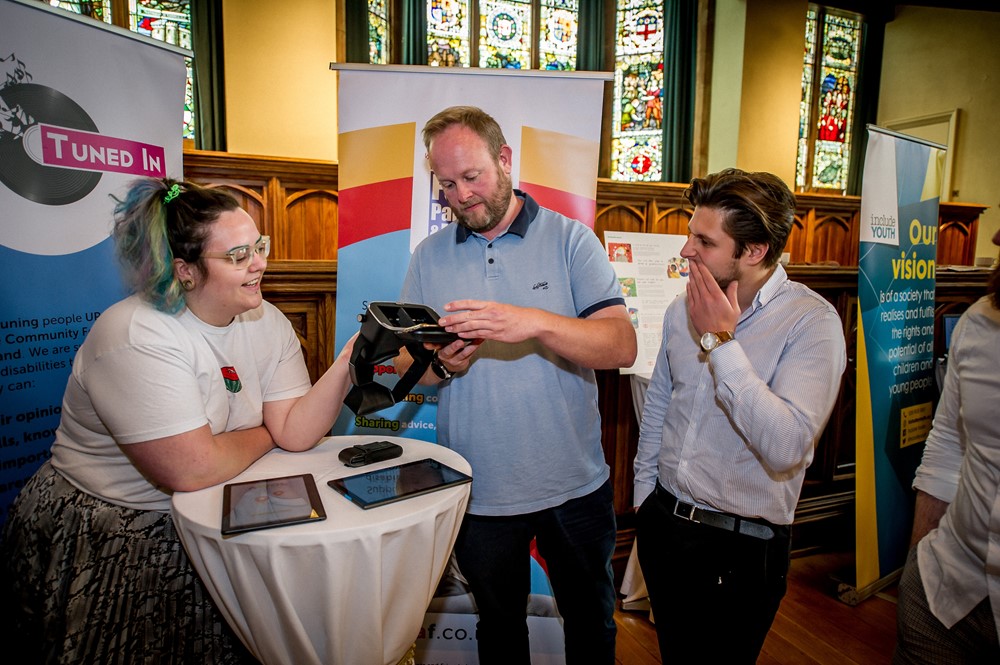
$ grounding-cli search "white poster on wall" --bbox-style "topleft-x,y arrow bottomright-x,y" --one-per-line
603,230 -> 688,376
0,0 -> 186,525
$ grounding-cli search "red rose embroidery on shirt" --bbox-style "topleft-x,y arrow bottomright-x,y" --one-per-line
221,366 -> 242,393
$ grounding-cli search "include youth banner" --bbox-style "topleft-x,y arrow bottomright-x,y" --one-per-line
330,64 -> 609,442
0,0 -> 186,525
851,125 -> 945,600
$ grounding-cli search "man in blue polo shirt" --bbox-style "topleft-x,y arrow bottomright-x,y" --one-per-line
396,106 -> 636,664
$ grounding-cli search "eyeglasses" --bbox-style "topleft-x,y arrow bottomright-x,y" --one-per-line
203,236 -> 270,267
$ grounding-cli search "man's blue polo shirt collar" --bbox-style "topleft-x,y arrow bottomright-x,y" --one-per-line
455,189 -> 537,243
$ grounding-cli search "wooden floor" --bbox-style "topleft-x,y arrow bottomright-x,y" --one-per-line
614,550 -> 899,664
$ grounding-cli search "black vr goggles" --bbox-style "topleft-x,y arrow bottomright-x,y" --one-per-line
343,302 -> 458,416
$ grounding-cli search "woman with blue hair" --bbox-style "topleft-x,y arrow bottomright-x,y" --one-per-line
0,178 -> 356,664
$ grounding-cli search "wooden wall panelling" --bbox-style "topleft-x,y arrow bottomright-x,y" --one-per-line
264,177 -> 284,256
259,260 -> 339,385
284,188 -> 340,261
937,202 -> 986,266
598,371 -> 640,517
649,204 -> 691,236
209,182 -> 268,233
786,209 -> 812,263
806,211 -> 857,266
184,152 -> 990,271
594,202 -> 647,239
792,193 -> 861,266
183,150 -> 340,262
596,369 -> 642,580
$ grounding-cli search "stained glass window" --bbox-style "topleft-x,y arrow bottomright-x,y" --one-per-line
479,0 -> 530,69
795,6 -> 862,192
368,0 -> 390,65
610,0 -> 664,182
130,1 -> 194,140
428,0 -> 471,66
424,0 -> 577,70
48,1 -> 112,23
47,0 -> 195,141
539,0 -> 578,71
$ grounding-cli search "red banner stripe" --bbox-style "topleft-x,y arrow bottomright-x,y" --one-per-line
339,177 -> 414,248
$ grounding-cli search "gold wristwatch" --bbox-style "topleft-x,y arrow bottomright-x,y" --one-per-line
700,330 -> 734,352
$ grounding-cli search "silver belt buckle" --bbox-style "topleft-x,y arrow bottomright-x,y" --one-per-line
673,500 -> 700,523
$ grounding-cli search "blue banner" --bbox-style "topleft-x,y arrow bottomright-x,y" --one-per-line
0,0 -> 185,525
855,127 -> 945,591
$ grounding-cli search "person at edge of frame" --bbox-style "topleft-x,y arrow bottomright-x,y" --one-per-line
893,226 -> 1000,664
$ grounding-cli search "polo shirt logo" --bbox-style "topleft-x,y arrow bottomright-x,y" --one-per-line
221,366 -> 242,393
533,281 -> 549,290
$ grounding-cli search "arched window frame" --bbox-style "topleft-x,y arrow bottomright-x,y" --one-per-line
353,0 -> 696,183
46,0 -> 196,142
795,4 -> 866,194
362,0 -> 579,70
610,0 -> 665,182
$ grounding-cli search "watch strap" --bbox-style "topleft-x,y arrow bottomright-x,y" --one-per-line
430,352 -> 454,380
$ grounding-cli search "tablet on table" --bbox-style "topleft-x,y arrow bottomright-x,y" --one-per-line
327,458 -> 472,509
221,473 -> 326,535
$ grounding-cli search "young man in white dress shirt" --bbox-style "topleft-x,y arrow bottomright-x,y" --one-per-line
633,168 -> 847,663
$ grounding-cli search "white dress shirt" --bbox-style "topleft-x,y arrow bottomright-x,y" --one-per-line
634,265 -> 846,524
913,296 -> 1000,636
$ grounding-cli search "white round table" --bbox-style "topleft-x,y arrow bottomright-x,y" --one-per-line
172,436 -> 471,665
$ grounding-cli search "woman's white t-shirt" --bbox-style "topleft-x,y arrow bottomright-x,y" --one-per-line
51,295 -> 311,512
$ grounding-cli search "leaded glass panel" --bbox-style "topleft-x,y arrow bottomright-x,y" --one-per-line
811,12 -> 858,190
611,0 -> 664,182
795,7 -> 817,188
369,0 -> 389,64
48,1 -> 112,23
538,0 -> 577,71
479,0 -> 531,69
130,1 -> 193,139
428,0 -> 471,66
795,6 -> 861,192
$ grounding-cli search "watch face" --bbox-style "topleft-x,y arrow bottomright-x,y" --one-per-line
700,332 -> 719,352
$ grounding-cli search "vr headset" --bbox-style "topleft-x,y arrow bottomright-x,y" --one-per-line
344,302 -> 458,416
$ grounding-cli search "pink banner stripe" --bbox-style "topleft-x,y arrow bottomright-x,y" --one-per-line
39,124 -> 166,177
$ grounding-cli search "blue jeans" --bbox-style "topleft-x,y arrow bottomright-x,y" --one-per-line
453,480 -> 617,665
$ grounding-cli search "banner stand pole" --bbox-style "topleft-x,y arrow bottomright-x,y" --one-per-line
833,566 -> 903,607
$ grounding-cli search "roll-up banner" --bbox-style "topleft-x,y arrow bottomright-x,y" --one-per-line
0,0 -> 186,525
330,64 -> 609,442
330,64 -> 608,664
848,125 -> 945,603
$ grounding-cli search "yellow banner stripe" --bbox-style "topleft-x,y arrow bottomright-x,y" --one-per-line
339,123 -> 415,190
519,126 -> 598,200
855,308 -> 881,588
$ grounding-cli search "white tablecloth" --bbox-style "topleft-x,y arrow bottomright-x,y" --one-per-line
172,436 -> 471,665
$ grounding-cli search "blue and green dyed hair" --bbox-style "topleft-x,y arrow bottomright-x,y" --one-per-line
112,178 -> 240,313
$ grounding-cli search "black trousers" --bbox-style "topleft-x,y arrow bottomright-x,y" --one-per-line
454,480 -> 617,665
636,484 -> 791,664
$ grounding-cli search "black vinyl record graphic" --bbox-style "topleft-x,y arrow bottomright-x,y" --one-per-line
0,83 -> 102,206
